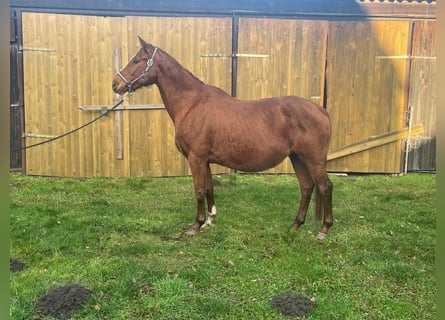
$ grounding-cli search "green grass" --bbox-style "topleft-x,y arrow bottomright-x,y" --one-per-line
10,173 -> 436,319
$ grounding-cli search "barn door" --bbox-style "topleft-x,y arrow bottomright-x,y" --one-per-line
236,18 -> 329,173
21,12 -> 128,177
124,16 -> 232,177
21,13 -> 232,177
326,20 -> 411,173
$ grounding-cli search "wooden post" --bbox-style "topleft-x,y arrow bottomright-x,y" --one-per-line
113,47 -> 124,160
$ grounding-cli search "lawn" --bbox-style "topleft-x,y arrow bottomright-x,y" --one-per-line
10,173 -> 436,319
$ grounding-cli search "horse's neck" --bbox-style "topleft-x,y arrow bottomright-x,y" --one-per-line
155,51 -> 205,123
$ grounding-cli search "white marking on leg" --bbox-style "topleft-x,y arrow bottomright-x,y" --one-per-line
202,205 -> 217,228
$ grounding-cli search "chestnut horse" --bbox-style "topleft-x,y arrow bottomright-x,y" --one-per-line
112,37 -> 333,238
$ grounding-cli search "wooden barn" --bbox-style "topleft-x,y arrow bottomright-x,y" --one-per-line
9,0 -> 436,177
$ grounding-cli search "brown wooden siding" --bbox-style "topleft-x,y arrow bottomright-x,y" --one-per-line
22,13 -> 232,177
326,20 -> 411,173
20,12 -> 435,177
22,13 -> 128,177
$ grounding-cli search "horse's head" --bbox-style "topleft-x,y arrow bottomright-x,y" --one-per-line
112,37 -> 159,95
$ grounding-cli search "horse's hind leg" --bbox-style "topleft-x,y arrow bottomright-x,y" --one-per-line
289,153 -> 314,231
202,163 -> 216,228
315,175 -> 333,238
306,162 -> 333,238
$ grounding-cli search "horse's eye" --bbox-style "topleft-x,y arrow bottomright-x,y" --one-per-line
132,59 -> 140,64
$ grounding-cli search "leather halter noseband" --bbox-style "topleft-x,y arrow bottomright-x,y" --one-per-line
116,47 -> 158,93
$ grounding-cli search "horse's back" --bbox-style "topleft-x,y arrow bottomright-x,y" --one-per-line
200,89 -> 331,146
229,95 -> 330,141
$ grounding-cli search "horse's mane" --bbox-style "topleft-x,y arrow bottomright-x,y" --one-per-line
158,47 -> 205,85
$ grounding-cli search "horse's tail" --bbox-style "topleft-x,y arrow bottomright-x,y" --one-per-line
314,187 -> 323,221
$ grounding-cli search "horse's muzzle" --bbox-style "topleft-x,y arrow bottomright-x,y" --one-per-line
112,78 -> 127,95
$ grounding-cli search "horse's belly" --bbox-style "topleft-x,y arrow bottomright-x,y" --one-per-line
210,146 -> 289,172
233,158 -> 286,172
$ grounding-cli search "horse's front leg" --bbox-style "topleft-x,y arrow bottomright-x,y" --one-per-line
202,163 -> 216,228
186,154 -> 208,235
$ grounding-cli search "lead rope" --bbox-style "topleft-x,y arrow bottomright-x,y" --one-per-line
17,93 -> 132,151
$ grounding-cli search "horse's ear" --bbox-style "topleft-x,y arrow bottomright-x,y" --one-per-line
138,36 -> 149,48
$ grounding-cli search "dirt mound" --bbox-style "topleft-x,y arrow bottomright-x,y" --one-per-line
10,258 -> 27,272
270,292 -> 315,318
36,284 -> 92,319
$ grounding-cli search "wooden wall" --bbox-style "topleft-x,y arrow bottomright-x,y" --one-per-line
22,13 -> 232,177
236,18 -> 328,173
22,13 -> 126,177
21,12 -> 436,177
326,20 -> 411,173
407,20 -> 436,171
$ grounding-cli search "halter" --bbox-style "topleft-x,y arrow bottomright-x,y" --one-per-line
116,47 -> 158,93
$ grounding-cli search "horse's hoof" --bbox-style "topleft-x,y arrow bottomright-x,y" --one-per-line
289,223 -> 298,231
316,232 -> 328,240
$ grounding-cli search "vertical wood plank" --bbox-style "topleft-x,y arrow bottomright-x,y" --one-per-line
113,47 -> 124,160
